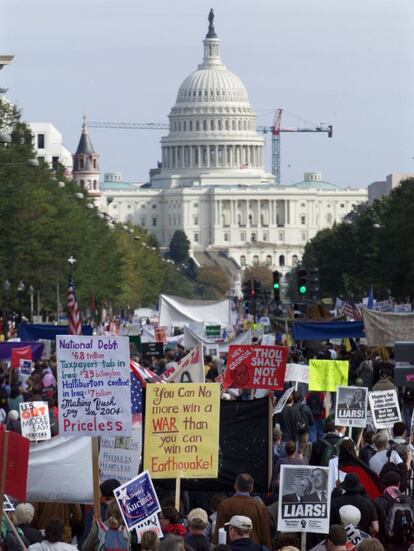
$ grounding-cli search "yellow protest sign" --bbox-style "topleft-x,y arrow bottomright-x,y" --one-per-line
144,383 -> 220,479
308,359 -> 349,391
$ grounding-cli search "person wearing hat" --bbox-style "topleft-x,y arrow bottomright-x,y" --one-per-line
213,474 -> 271,549
339,505 -> 370,540
225,516 -> 269,551
330,473 -> 378,536
184,509 -> 210,551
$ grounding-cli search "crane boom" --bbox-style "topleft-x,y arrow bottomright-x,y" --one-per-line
88,110 -> 333,184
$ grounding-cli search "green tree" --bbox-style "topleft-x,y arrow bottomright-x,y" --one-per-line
196,266 -> 230,299
169,230 -> 190,263
242,265 -> 273,290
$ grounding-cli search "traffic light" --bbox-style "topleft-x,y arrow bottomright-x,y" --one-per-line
297,268 -> 308,296
309,268 -> 320,300
272,271 -> 281,301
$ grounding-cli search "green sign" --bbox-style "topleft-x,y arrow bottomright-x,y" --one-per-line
206,325 -> 221,337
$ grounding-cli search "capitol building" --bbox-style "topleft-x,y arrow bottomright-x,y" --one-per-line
70,11 -> 368,275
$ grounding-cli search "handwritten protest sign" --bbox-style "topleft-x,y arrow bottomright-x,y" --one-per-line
100,433 -> 142,485
308,359 -> 348,391
135,515 -> 163,542
369,389 -> 402,429
19,401 -> 51,441
114,470 -> 160,531
144,383 -> 220,478
224,345 -> 288,390
56,336 -> 131,436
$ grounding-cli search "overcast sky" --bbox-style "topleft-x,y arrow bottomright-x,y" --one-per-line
1,0 -> 413,187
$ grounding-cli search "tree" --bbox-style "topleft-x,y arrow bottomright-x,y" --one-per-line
196,266 -> 230,299
169,230 -> 190,263
242,265 -> 273,290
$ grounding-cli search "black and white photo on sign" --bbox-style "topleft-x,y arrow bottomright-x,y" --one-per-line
335,386 -> 368,428
368,389 -> 402,429
277,465 -> 331,534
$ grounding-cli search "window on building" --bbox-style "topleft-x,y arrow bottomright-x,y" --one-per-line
194,233 -> 199,242
193,202 -> 198,208
80,179 -> 84,187
93,180 -> 97,189
210,120 -> 214,130
193,216 -> 199,225
300,215 -> 306,225
240,231 -> 246,241
292,254 -> 299,265
152,204 -> 157,209
279,255 -> 285,267
262,231 -> 268,241
265,255 -> 272,265
251,233 -> 257,243
141,217 -> 146,226
224,232 -> 230,242
203,120 -> 207,131
79,158 -> 84,169
326,213 -> 333,225
152,217 -> 157,227
340,203 -> 345,208
218,119 -> 222,130
196,120 -> 200,131
52,156 -> 59,168
240,255 -> 246,266
189,121 -> 193,131
278,231 -> 285,241
93,158 -> 97,169
183,121 -> 186,131
300,202 -> 306,207
37,134 -> 45,149
301,232 -> 307,241
253,255 -> 259,266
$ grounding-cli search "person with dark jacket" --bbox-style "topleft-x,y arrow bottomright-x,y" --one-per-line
14,503 -> 42,545
309,421 -> 343,466
275,395 -> 303,444
184,509 -> 210,551
226,516 -> 270,551
359,430 -> 377,466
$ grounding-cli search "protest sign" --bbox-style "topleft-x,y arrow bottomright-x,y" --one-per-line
277,465 -> 331,534
0,431 -> 30,502
154,328 -> 167,344
100,433 -> 142,485
135,515 -> 163,542
19,401 -> 51,441
141,342 -> 164,363
206,325 -> 221,338
144,383 -> 220,478
11,345 -> 32,369
344,524 -> 370,549
335,387 -> 368,428
308,359 -> 348,391
162,343 -> 205,383
206,345 -> 219,358
273,387 -> 295,416
224,345 -> 288,390
285,363 -> 309,384
3,495 -> 14,512
369,389 -> 402,429
56,336 -> 131,436
114,470 -> 160,531
262,334 -> 276,346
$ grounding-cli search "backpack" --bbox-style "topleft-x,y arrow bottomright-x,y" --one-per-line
320,436 -> 341,466
379,447 -> 409,492
384,494 -> 414,544
97,521 -> 129,551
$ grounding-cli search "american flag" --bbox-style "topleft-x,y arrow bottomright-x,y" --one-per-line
130,371 -> 143,428
342,301 -> 363,321
67,274 -> 82,335
130,360 -> 166,386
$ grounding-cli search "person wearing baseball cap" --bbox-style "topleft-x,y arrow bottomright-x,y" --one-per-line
185,508 -> 210,551
225,516 -> 270,551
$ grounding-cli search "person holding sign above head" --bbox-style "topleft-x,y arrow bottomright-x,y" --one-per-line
225,516 -> 270,551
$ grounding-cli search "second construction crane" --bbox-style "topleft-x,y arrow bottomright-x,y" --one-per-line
89,109 -> 332,184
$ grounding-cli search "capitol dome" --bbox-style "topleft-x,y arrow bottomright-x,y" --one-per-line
154,10 -> 274,187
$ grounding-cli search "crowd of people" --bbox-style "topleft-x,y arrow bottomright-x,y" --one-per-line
2,332 -> 414,551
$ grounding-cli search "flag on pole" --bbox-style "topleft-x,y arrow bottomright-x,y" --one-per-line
341,301 -> 363,321
67,274 -> 82,335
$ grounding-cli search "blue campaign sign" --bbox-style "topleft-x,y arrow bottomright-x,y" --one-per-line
114,471 -> 161,531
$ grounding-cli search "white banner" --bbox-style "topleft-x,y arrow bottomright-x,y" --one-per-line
100,431 -> 142,485
20,401 -> 51,441
262,334 -> 276,346
285,363 -> 309,384
27,436 -> 93,503
56,336 -> 131,436
162,343 -> 205,383
335,386 -> 368,428
369,389 -> 402,429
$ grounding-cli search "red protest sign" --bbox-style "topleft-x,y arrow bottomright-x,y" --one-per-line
224,345 -> 288,390
0,431 -> 30,502
11,345 -> 32,369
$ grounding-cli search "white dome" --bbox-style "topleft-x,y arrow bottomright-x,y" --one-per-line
176,67 -> 249,104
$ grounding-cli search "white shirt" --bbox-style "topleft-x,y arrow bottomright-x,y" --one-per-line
369,449 -> 402,475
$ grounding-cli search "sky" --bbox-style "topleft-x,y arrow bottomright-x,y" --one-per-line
1,0 -> 414,187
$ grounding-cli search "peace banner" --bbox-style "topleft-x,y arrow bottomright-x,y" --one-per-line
143,383 -> 220,478
308,359 -> 349,391
224,345 -> 288,390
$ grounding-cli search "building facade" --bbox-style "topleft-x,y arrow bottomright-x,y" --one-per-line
79,11 -> 368,274
29,122 -> 73,173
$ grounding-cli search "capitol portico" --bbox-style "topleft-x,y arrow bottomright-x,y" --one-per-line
73,10 -> 368,275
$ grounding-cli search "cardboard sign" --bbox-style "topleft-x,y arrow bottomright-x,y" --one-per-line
114,470 -> 160,531
285,363 -> 309,384
273,387 -> 295,416
224,345 -> 288,390
19,401 -> 51,441
335,386 -> 368,428
100,432 -> 142,485
262,334 -> 276,346
141,342 -> 164,362
369,389 -> 402,429
135,515 -> 163,542
56,336 -> 131,436
278,465 -> 331,534
308,359 -> 349,391
144,383 -> 220,478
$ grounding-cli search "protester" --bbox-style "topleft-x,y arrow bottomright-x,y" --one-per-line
140,530 -> 159,551
28,518 -> 78,551
160,507 -> 187,536
225,516 -> 269,551
369,432 -> 411,491
292,391 -> 314,457
272,427 -> 286,464
359,430 -> 377,466
324,524 -> 348,551
158,535 -> 186,551
274,394 -> 303,445
309,420 -> 343,466
306,391 -> 325,443
355,540 -> 384,551
184,508 -> 210,551
82,501 -> 130,551
214,474 -> 272,548
273,441 -> 306,485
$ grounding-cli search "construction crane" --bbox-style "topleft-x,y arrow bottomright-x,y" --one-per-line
89,109 -> 332,184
